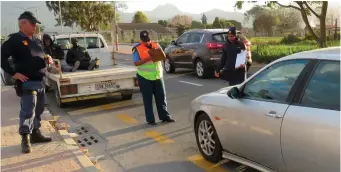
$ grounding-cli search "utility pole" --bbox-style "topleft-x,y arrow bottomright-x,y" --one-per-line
59,1 -> 63,33
113,2 -> 119,52
35,8 -> 40,35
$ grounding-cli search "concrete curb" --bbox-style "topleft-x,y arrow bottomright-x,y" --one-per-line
43,108 -> 99,172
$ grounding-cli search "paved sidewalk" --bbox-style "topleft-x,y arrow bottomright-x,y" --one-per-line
1,87 -> 87,172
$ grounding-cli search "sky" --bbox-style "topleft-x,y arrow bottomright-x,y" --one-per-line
1,0 -> 340,35
123,0 -> 259,14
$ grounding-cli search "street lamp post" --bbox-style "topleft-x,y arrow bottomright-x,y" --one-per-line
58,1 -> 63,33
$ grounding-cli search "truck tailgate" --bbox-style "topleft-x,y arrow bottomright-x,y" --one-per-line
47,65 -> 137,85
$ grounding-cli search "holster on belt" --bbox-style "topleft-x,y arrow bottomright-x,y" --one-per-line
14,80 -> 23,97
14,80 -> 37,97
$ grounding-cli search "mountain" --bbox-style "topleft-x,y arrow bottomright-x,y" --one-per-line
119,3 -> 246,26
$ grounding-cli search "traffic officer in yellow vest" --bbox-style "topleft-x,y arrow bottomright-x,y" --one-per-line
132,31 -> 175,125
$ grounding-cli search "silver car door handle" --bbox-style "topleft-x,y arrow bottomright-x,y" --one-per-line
265,111 -> 282,118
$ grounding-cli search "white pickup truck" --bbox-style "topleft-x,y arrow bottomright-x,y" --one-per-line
45,33 -> 139,107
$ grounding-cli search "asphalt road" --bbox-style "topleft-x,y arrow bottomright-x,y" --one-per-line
46,53 -> 263,172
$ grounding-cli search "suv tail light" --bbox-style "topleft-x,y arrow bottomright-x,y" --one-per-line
60,84 -> 78,96
206,42 -> 224,49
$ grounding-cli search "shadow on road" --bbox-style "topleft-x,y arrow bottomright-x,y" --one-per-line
106,126 -> 192,156
127,161 -> 202,172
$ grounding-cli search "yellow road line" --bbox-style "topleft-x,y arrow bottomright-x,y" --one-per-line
144,131 -> 174,144
187,154 -> 229,172
68,99 -> 143,115
117,114 -> 139,125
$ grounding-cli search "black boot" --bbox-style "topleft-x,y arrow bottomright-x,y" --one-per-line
21,134 -> 31,154
30,129 -> 52,143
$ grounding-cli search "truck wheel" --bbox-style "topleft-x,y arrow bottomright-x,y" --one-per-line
122,94 -> 133,100
53,84 -> 65,108
163,58 -> 175,73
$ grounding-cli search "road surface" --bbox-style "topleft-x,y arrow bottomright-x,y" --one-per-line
45,53 -> 263,172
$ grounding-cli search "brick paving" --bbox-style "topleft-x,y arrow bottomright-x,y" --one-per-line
1,88 -> 85,172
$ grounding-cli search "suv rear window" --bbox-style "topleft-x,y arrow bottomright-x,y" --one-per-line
212,33 -> 227,43
212,32 -> 248,43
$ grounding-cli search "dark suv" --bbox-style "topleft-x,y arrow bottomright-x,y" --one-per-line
163,29 -> 249,78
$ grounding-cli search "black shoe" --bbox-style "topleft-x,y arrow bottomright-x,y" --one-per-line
147,122 -> 157,125
95,58 -> 100,69
162,118 -> 176,123
88,60 -> 96,70
30,129 -> 52,143
21,134 -> 31,154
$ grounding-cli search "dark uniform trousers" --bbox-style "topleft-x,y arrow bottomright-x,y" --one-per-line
19,80 -> 45,134
136,74 -> 171,123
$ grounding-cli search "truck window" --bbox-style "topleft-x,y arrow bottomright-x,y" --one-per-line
55,37 -> 105,50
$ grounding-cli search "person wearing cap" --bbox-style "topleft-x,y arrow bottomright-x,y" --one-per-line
215,27 -> 246,86
66,38 -> 98,71
1,11 -> 52,154
132,30 -> 175,125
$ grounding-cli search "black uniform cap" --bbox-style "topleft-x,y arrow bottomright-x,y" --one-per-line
140,30 -> 150,42
18,11 -> 41,24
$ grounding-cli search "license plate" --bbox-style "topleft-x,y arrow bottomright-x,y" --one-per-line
95,81 -> 118,90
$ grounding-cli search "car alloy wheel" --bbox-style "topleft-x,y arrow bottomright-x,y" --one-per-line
198,120 -> 216,156
164,59 -> 171,72
195,113 -> 222,163
196,61 -> 204,77
163,58 -> 175,73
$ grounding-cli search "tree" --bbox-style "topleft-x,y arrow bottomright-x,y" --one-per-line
46,1 -> 119,31
253,10 -> 279,36
170,15 -> 192,27
220,19 -> 234,28
201,13 -> 207,27
236,1 -> 329,48
226,20 -> 242,29
276,8 -> 302,33
191,20 -> 204,29
158,20 -> 168,27
175,24 -> 189,36
170,15 -> 192,35
132,11 -> 149,23
35,25 -> 45,34
212,17 -> 222,28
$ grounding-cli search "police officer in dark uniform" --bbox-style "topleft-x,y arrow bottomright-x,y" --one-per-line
215,27 -> 246,86
1,11 -> 52,154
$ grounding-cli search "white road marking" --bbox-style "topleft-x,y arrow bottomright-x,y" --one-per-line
178,80 -> 203,86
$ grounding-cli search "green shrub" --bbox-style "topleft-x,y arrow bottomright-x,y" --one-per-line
157,37 -> 173,50
280,34 -> 302,44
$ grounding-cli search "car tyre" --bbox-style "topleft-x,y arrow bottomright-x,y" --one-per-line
163,58 -> 175,73
195,59 -> 209,79
195,113 -> 222,163
53,83 -> 65,108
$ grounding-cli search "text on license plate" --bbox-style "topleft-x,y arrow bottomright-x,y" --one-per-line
95,81 -> 118,90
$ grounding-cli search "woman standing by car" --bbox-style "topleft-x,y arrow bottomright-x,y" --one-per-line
215,27 -> 246,86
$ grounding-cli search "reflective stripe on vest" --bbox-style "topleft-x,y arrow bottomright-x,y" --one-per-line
136,42 -> 162,80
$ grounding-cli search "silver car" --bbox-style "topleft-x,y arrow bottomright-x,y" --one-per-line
189,47 -> 340,172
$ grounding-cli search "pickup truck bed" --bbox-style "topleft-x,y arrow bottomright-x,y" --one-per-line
46,64 -> 139,107
47,64 -> 137,85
